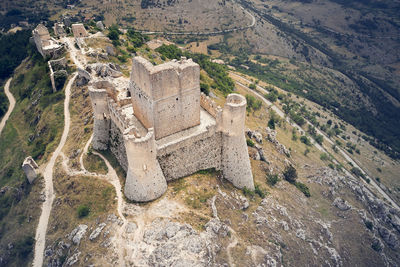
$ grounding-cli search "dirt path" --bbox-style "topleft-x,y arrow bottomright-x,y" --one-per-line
93,152 -> 128,266
32,73 -> 77,267
232,72 -> 400,210
0,78 -> 15,136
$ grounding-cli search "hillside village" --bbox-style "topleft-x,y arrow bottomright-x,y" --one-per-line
0,6 -> 399,267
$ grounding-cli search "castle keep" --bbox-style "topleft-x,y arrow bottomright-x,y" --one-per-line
89,56 -> 254,202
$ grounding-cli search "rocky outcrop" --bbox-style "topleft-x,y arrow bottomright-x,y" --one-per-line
332,197 -> 351,211
68,224 -> 88,245
89,223 -> 106,241
265,127 -> 291,157
307,167 -> 400,253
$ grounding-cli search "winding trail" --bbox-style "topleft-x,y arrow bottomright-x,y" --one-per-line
32,73 -> 77,267
93,151 -> 128,266
0,78 -> 15,136
232,72 -> 400,210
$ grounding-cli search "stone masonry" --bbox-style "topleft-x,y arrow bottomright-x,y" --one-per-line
32,24 -> 63,58
88,56 -> 254,202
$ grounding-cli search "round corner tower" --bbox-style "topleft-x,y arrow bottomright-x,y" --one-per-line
221,94 -> 254,190
123,128 -> 167,202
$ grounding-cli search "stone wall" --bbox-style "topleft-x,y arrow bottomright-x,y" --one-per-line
200,93 -> 221,118
124,129 -> 167,202
71,24 -> 88,38
130,57 -> 201,140
157,127 -> 222,181
129,81 -> 154,129
109,120 -> 128,171
89,88 -> 110,150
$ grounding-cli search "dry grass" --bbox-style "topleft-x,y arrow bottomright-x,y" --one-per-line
83,153 -> 108,175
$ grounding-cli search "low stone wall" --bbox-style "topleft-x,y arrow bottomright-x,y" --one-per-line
200,93 -> 221,118
108,99 -> 129,132
157,128 -> 222,181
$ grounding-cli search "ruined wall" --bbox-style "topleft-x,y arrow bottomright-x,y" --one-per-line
71,24 -> 88,38
157,126 -> 222,181
89,88 -> 110,150
109,120 -> 128,171
200,93 -> 221,118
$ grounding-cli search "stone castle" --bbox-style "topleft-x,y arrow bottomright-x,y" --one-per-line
89,56 -> 254,202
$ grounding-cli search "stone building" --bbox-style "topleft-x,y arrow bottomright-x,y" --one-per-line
88,56 -> 254,202
53,23 -> 66,37
32,24 -> 63,58
22,156 -> 39,184
71,23 -> 88,38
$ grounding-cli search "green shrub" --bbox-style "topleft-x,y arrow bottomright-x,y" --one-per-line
295,182 -> 311,197
320,153 -> 330,161
283,165 -> 297,184
242,187 -> 255,198
351,167 -> 365,178
265,92 -> 278,102
364,220 -> 373,230
53,71 -> 67,91
268,118 -> 275,130
315,134 -> 324,145
266,174 -> 279,186
200,83 -> 210,95
77,204 -> 90,218
246,94 -> 262,112
246,138 -> 255,147
300,135 -> 312,146
371,241 -> 382,252
15,235 -> 34,258
255,184 -> 266,198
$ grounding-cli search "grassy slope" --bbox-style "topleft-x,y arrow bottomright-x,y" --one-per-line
0,54 -> 65,266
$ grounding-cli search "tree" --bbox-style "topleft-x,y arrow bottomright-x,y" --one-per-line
315,134 -> 324,145
283,165 -> 297,184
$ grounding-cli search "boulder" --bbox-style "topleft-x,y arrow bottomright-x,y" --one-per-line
332,197 -> 351,211
126,222 -> 138,234
68,224 -> 88,245
391,215 -> 400,233
96,21 -> 105,31
89,223 -> 106,241
106,45 -> 116,56
66,252 -> 81,266
378,226 -> 398,249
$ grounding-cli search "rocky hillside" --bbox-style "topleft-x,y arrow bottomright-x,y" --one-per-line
36,32 -> 400,265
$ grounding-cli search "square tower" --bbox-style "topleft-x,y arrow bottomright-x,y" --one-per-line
129,56 -> 200,140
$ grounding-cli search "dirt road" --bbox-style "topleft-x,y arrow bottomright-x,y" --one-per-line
32,73 -> 77,267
